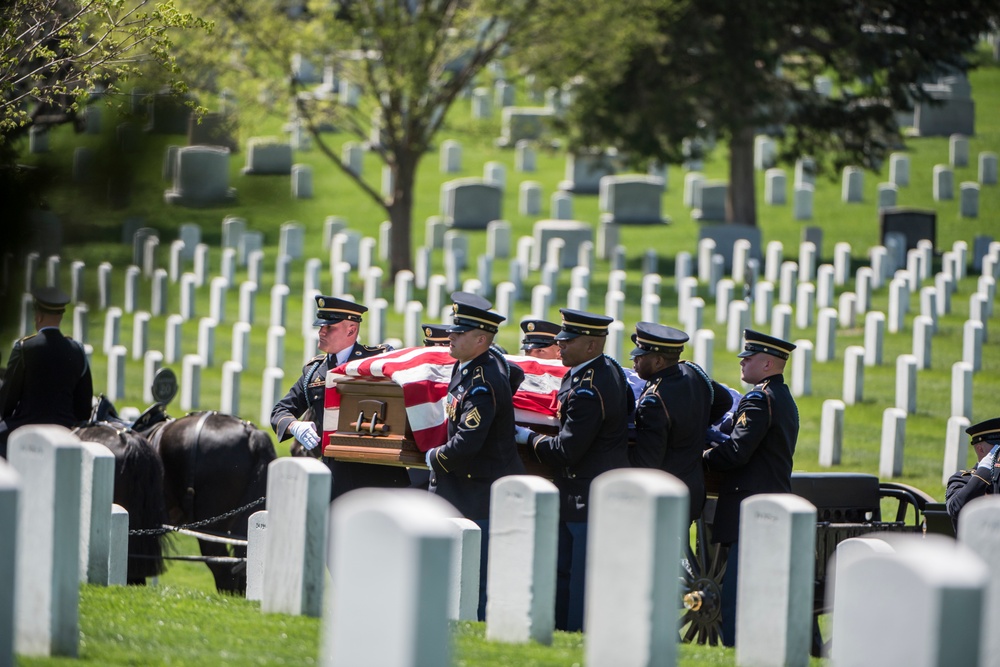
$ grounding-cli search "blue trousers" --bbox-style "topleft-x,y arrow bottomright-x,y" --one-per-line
556,521 -> 588,632
721,541 -> 738,647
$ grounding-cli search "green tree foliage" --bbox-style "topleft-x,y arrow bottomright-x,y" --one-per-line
519,0 -> 1000,226
0,0 -> 211,146
181,0 -> 545,276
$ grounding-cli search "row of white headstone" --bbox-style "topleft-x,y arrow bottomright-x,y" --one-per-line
12,222 -> 997,439
216,453 -> 1000,667
3,417 -> 999,666
2,426 -> 131,663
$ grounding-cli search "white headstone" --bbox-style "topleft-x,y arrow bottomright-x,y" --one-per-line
324,490 -> 456,667
842,166 -> 863,202
838,292 -> 857,329
78,442 -> 115,586
486,476 -> 559,645
262,458 -> 331,617
879,408 -> 907,478
895,354 -> 918,414
951,361 -> 973,420
816,308 -> 838,363
180,354 -> 203,411
843,346 -> 865,405
246,510 -> 267,602
980,151 -> 998,185
444,517 -> 482,622
108,504 -> 127,587
943,416 -> 972,486
771,304 -> 792,344
790,339 -> 813,398
819,399 -> 845,467
735,494 -> 816,667
585,469 -> 688,667
933,164 -> 954,200
913,315 -> 933,369
106,345 -> 126,402
142,350 -> 163,404
957,497 -> 1000,667
889,153 -> 910,187
9,426 -> 83,657
831,537 -> 986,667
754,282 -> 774,325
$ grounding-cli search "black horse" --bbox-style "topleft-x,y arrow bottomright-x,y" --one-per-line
141,409 -> 276,594
73,422 -> 169,585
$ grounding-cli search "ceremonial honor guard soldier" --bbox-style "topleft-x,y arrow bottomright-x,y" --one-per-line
270,295 -> 409,499
946,417 -> 1000,531
424,292 -> 525,619
519,318 -> 561,359
514,308 -> 632,632
628,322 -> 733,523
421,323 -> 451,347
703,328 -> 799,647
0,287 -> 93,457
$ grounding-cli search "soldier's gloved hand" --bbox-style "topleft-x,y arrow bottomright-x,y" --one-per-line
977,443 -> 1000,482
290,420 -> 319,450
425,447 -> 435,469
514,425 -> 534,445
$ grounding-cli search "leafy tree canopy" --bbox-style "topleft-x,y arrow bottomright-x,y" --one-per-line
0,0 -> 212,146
517,0 -> 1000,225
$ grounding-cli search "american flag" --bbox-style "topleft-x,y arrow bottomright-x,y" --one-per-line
324,347 -> 568,452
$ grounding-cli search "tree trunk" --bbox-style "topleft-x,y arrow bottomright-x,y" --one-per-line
728,126 -> 757,226
387,155 -> 416,277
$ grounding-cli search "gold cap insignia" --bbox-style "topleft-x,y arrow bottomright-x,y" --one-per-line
527,322 -> 535,331
318,298 -> 326,307
424,327 -> 432,336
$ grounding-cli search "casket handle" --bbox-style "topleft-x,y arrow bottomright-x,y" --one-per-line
349,409 -> 391,435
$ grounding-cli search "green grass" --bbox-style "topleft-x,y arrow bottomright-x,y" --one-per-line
16,585 -> 823,667
4,44 -> 1000,667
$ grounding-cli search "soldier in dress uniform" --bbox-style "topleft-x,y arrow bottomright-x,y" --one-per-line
628,322 -> 733,523
945,417 -> 1000,532
519,318 -> 561,359
515,308 -> 632,632
270,295 -> 409,499
424,292 -> 525,619
421,323 -> 451,347
0,287 -> 93,458
703,328 -> 799,647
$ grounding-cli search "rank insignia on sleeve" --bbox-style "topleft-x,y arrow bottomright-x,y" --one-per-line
737,412 -> 748,428
464,407 -> 482,429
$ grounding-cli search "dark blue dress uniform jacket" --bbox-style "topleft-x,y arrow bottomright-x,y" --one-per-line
946,468 -> 998,532
528,355 -> 631,522
270,341 -> 410,498
630,361 -> 733,522
703,373 -> 798,544
0,329 -> 93,454
428,349 -> 525,520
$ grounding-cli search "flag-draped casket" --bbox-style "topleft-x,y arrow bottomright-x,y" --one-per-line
322,346 -> 567,469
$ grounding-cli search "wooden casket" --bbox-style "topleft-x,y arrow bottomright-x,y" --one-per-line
323,377 -> 555,476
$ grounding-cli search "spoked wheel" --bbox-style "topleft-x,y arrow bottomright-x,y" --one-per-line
678,516 -> 728,645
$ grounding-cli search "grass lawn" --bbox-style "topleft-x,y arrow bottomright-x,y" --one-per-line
4,43 -> 999,667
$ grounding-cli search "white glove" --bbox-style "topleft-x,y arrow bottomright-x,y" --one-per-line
290,420 -> 320,450
425,447 -> 435,469
514,425 -> 533,446
978,443 -> 1000,482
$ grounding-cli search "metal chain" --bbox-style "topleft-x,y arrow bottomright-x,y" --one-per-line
128,496 -> 265,537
